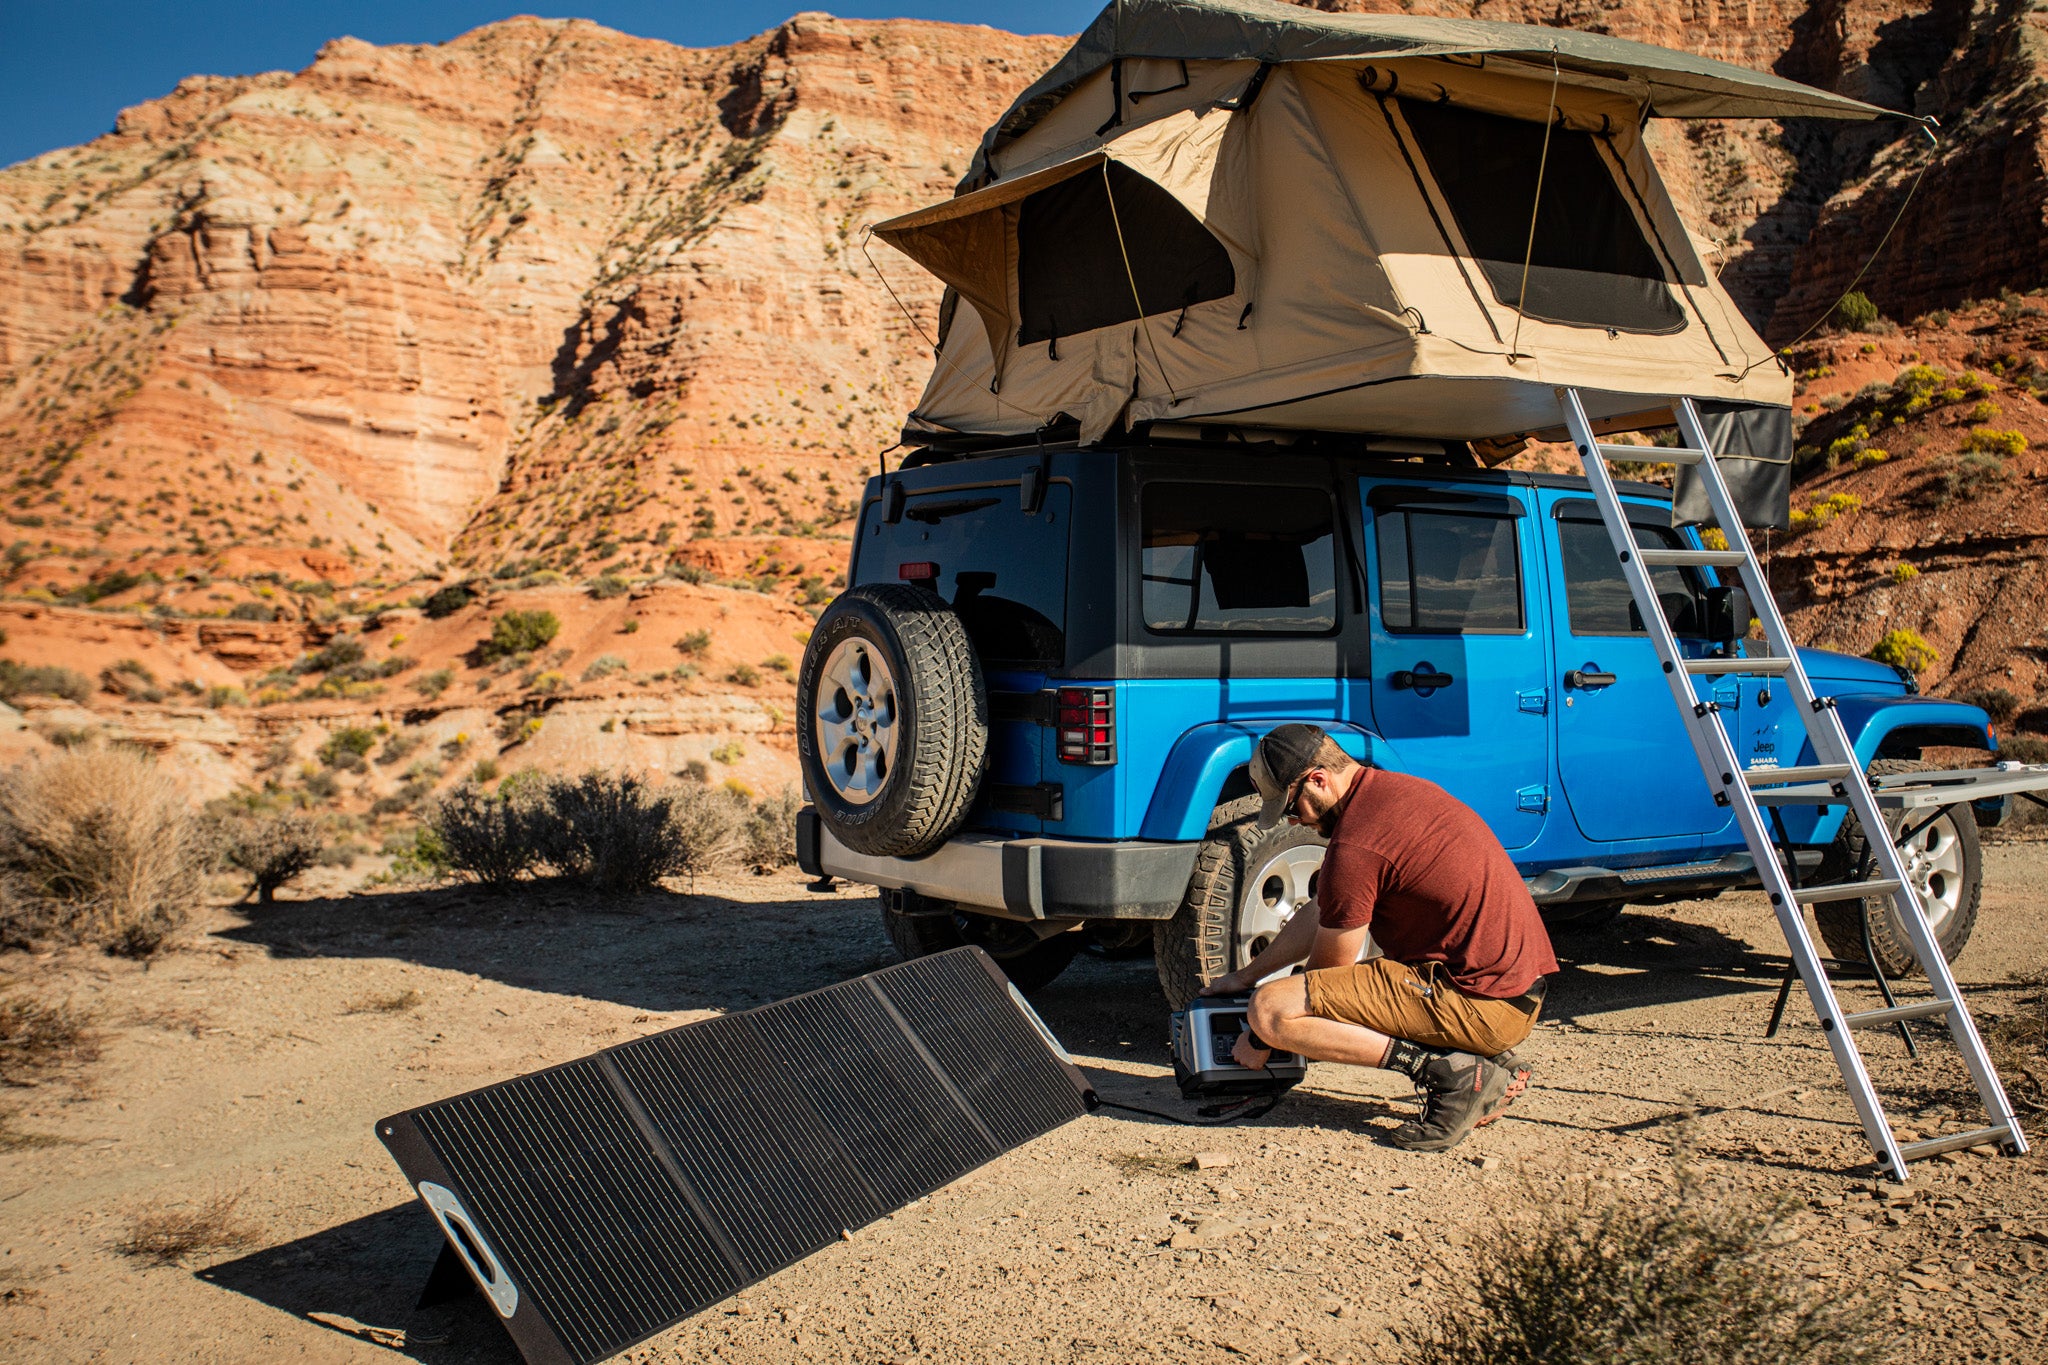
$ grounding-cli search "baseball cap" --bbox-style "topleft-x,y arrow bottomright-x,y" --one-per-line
1250,723 -> 1329,828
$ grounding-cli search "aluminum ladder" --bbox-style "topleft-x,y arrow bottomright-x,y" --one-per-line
1559,387 -> 2029,1181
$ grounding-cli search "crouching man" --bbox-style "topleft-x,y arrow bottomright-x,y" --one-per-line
1201,725 -> 1558,1152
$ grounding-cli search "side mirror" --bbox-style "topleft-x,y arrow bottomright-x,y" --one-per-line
1703,584 -> 1751,648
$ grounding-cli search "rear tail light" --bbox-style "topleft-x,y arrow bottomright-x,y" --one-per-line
899,561 -> 938,582
1056,687 -> 1115,765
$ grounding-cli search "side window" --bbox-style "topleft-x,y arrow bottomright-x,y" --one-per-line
1557,518 -> 1701,636
1375,510 -> 1524,633
1141,483 -> 1338,635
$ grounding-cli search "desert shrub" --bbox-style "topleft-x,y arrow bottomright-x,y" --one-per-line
481,609 -> 559,661
529,670 -> 566,695
226,601 -> 277,622
531,772 -> 691,893
1935,450 -> 2009,505
741,789 -> 801,868
1982,971 -> 2046,1113
1832,290 -> 1881,331
1788,492 -> 1863,532
216,812 -> 323,904
0,744 -> 204,955
762,654 -> 793,675
582,654 -> 627,682
0,995 -> 99,1085
317,726 -> 378,768
1953,687 -> 2020,723
470,758 -> 499,783
1409,1158 -> 1885,1365
587,574 -> 630,600
1889,562 -> 1919,584
422,583 -> 475,619
675,630 -> 712,658
115,1192 -> 260,1266
205,685 -> 247,708
0,661 -> 92,704
621,618 -> 641,634
710,741 -> 745,764
1999,735 -> 2048,762
1870,628 -> 1937,675
376,731 -> 422,766
428,784 -> 543,889
1962,426 -> 2028,458
411,667 -> 454,699
668,782 -> 746,878
681,758 -> 710,784
298,637 -> 365,675
726,662 -> 762,687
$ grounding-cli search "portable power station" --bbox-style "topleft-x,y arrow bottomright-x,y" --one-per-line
1170,994 -> 1308,1100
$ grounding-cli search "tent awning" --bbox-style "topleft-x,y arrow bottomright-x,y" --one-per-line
986,0 -> 1904,160
875,152 -> 1108,239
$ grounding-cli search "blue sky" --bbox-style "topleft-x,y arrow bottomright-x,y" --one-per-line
0,2 -> 1100,170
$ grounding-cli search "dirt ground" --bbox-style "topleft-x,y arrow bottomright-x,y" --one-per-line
4,845 -> 2046,1365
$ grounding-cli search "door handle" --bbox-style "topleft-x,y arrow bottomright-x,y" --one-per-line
1391,668 -> 1455,690
1564,669 -> 1618,689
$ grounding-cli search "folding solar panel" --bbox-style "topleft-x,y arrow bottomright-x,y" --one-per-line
377,947 -> 1095,1365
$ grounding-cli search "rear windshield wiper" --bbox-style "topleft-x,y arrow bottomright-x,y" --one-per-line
905,497 -> 999,524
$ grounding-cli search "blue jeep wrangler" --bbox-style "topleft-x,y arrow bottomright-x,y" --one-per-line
793,439 -> 1997,1005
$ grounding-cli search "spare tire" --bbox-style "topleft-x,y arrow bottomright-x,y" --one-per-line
797,582 -> 988,857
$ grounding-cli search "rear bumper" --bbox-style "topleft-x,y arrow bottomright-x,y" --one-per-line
797,809 -> 1198,921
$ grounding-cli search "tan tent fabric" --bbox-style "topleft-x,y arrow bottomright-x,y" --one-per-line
874,3 -> 1877,450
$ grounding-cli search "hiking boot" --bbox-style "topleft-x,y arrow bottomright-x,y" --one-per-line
1386,1049 -> 1510,1153
1475,1049 -> 1533,1129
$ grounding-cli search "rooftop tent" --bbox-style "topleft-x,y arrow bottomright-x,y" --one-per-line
872,0 -> 1905,516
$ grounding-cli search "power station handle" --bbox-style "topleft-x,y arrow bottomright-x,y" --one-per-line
1391,669 -> 1454,690
1564,669 -> 1618,688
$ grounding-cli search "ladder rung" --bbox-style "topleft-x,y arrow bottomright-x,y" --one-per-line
1684,656 -> 1791,676
1843,999 -> 1953,1030
1638,548 -> 1748,568
1897,1126 -> 2016,1162
1743,764 -> 1854,787
1792,878 -> 1902,905
1595,442 -> 1707,466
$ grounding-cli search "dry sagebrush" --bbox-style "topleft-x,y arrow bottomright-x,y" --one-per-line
0,744 -> 205,955
1409,1158 -> 1890,1365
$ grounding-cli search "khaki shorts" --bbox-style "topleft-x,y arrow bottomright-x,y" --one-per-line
1304,959 -> 1540,1058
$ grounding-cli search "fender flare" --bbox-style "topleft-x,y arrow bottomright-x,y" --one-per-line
1788,695 -> 1992,843
1139,720 -> 1383,842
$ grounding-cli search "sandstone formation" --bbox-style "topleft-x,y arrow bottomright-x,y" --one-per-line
2,4 -> 2048,810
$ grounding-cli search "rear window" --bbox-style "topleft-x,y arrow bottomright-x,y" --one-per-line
857,482 -> 1071,667
1397,99 -> 1685,334
1375,509 -> 1524,634
1141,483 -> 1338,635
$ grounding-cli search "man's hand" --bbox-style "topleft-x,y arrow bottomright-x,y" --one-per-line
1199,970 -> 1252,998
1232,1030 -> 1272,1070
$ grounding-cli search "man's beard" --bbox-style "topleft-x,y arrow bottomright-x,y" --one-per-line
1309,806 -> 1341,839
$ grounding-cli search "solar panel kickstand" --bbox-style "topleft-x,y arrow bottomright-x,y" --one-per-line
417,1241 -> 476,1310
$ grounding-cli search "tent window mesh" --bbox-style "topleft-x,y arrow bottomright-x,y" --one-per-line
1398,100 -> 1686,334
1017,163 -> 1235,346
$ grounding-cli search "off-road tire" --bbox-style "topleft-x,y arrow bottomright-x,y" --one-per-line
797,583 -> 987,858
1154,797 -> 1328,1011
1814,758 -> 1982,977
879,889 -> 1084,993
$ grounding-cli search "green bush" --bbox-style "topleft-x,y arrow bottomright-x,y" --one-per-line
226,601 -> 277,622
1832,290 -> 1881,331
1953,687 -> 2020,723
299,637 -> 366,675
0,661 -> 92,704
1870,628 -> 1937,675
587,574 -> 630,600
422,584 -> 474,619
317,726 -> 378,768
481,609 -> 560,661
411,667 -> 454,699
530,773 -> 690,893
1410,1157 -> 1885,1365
726,663 -> 762,687
740,789 -> 801,868
675,629 -> 712,657
582,654 -> 627,682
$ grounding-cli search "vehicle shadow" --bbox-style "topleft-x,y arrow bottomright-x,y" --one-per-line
213,879 -> 897,1017
200,1204 -> 517,1364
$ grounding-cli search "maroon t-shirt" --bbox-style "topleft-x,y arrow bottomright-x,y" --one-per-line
1316,768 -> 1559,999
